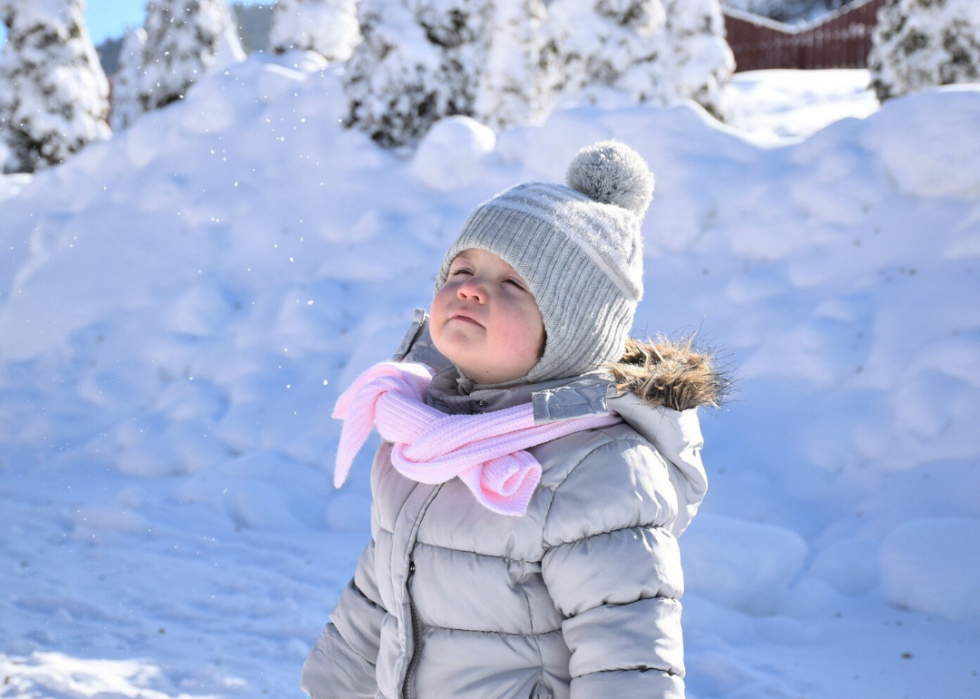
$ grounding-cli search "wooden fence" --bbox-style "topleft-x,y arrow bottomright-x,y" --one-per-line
724,0 -> 887,72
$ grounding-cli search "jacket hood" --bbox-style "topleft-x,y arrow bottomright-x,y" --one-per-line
604,336 -> 730,411
600,336 -> 725,537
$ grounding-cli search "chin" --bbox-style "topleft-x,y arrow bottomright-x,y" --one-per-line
433,331 -> 478,362
431,339 -> 465,369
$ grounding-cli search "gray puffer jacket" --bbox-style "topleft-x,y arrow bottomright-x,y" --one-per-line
302,310 -> 723,699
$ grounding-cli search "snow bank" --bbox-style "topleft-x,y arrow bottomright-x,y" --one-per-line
411,116 -> 497,191
808,538 -> 880,597
863,87 -> 980,199
724,69 -> 880,142
0,172 -> 31,204
0,652 -> 218,699
881,518 -> 980,617
682,514 -> 807,615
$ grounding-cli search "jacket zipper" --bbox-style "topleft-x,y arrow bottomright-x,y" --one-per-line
405,566 -> 422,699
404,482 -> 444,699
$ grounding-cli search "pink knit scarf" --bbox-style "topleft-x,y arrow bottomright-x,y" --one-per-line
332,362 -> 621,516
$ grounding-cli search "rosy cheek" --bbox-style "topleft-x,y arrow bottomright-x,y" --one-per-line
432,286 -> 453,312
502,309 -> 540,356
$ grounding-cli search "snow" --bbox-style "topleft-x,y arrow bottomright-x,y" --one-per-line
341,0 -> 448,147
540,0 -> 737,119
138,0 -> 245,114
724,68 -> 880,142
722,0 -> 852,26
542,0 -> 669,106
881,518 -> 980,618
0,0 -> 110,173
659,0 -> 733,118
0,172 -> 30,203
269,0 -> 361,61
2,61 -> 980,699
473,0 -> 550,130
682,514 -> 808,615
0,652 -> 217,699
110,27 -> 148,132
870,0 -> 980,102
411,116 -> 497,191
861,86 -> 980,199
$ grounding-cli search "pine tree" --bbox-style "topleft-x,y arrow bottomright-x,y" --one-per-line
658,0 -> 734,119
269,0 -> 362,61
869,0 -> 980,102
542,0 -> 733,118
343,0 -> 446,148
473,0 -> 550,129
110,26 -> 147,131
344,0 -> 497,147
412,0 -> 494,125
0,0 -> 111,173
138,0 -> 245,113
541,0 -> 668,107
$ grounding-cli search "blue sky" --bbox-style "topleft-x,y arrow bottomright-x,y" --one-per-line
1,0 -> 270,48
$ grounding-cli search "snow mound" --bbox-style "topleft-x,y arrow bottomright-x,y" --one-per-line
0,173 -> 32,204
881,518 -> 980,617
681,514 -> 807,615
0,651 -> 216,699
411,116 -> 497,191
808,539 -> 880,597
863,86 -> 980,199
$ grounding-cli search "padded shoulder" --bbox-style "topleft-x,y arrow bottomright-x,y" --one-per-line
542,426 -> 679,548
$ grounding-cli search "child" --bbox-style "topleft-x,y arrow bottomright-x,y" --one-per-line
301,141 -> 724,699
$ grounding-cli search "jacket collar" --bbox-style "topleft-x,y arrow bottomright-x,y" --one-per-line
392,308 -> 714,536
426,363 -> 614,424
395,308 -> 615,423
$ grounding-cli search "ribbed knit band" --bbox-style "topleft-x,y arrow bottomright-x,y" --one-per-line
434,181 -> 644,388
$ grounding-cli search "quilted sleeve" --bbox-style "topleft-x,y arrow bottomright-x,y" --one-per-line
301,537 -> 387,699
541,436 -> 687,699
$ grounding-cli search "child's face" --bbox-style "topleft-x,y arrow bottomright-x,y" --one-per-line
430,248 -> 545,384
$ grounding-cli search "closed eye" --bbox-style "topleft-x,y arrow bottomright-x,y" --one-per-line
505,279 -> 526,290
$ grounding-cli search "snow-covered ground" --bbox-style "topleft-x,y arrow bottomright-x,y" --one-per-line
724,68 -> 880,142
1,61 -> 979,698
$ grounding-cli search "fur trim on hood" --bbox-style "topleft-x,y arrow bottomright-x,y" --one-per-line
604,336 -> 732,412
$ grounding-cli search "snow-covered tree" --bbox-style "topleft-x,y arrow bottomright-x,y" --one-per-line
110,26 -> 147,131
344,0 -> 498,147
0,0 -> 111,173
541,0 -> 668,107
343,0 -> 447,148
473,0 -> 549,129
138,0 -> 245,113
657,0 -> 734,118
269,0 -> 362,60
542,0 -> 732,117
869,0 -> 980,102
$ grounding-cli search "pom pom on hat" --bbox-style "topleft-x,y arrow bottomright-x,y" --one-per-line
566,140 -> 655,219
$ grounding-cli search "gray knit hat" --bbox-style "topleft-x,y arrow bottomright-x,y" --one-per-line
434,140 -> 655,388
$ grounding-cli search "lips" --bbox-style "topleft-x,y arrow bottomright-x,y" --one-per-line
449,312 -> 484,327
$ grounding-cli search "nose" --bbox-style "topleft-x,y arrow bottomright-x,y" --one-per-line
457,276 -> 487,303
